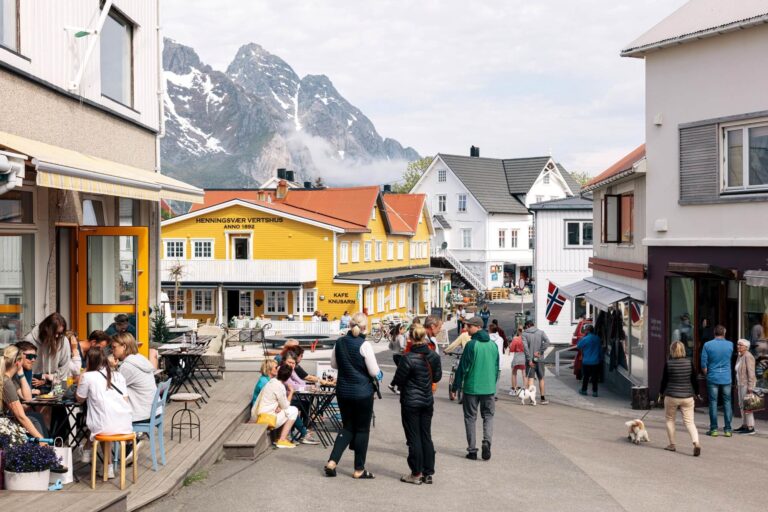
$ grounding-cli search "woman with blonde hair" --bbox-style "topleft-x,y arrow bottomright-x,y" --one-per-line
2,345 -> 45,438
734,339 -> 757,435
251,359 -> 278,409
659,341 -> 701,456
325,312 -> 381,478
111,332 -> 157,425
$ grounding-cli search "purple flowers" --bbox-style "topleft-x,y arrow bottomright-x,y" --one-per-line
4,443 -> 61,473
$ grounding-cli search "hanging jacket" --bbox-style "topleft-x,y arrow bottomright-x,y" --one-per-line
391,344 -> 442,409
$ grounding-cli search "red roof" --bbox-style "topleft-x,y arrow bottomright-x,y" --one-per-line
280,186 -> 379,230
189,190 -> 274,212
585,144 -> 646,189
382,194 -> 426,234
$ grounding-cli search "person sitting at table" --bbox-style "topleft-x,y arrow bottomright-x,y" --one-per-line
251,359 -> 278,408
111,333 -> 157,426
14,341 -> 42,393
2,345 -> 46,438
254,363 -> 301,449
281,353 -> 320,445
312,311 -> 322,322
24,312 -> 72,384
67,331 -> 92,374
105,314 -> 137,338
76,346 -> 133,479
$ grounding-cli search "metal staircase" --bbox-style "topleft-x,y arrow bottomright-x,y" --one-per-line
433,247 -> 486,291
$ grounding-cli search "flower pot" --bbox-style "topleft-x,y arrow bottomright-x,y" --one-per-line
3,469 -> 51,491
0,449 -> 4,490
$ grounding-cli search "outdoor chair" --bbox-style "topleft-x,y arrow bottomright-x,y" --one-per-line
133,378 -> 172,471
91,432 -> 138,490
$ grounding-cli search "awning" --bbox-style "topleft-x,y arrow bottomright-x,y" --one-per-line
745,270 -> 768,288
336,266 -> 450,285
584,287 -> 629,312
0,130 -> 203,203
559,280 -> 602,301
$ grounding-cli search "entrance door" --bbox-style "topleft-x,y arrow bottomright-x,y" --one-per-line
232,237 -> 249,260
77,227 -> 149,354
410,283 -> 420,314
227,290 -> 240,319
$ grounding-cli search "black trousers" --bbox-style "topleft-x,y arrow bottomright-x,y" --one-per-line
401,405 -> 435,476
581,364 -> 600,393
329,396 -> 374,471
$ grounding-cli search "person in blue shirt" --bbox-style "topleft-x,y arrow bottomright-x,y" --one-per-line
576,325 -> 601,397
701,325 -> 734,436
251,359 -> 278,410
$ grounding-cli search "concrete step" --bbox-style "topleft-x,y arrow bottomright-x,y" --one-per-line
223,422 -> 270,460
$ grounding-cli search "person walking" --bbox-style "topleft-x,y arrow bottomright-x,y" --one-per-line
522,320 -> 551,404
701,325 -> 734,437
449,316 -> 499,461
391,325 -> 441,485
576,324 -> 601,397
491,319 -> 509,352
734,339 -> 757,435
325,312 -> 382,479
478,304 -> 491,330
508,327 -> 526,395
660,341 -> 701,456
456,304 -> 466,333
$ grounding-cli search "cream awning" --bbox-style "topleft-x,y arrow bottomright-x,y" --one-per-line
745,270 -> 768,288
0,130 -> 203,203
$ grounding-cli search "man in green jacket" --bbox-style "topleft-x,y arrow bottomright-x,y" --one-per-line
450,316 -> 499,460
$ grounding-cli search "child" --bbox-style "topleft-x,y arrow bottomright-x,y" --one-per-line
508,327 -> 526,395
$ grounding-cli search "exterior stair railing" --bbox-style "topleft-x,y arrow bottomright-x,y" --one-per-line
433,247 -> 486,291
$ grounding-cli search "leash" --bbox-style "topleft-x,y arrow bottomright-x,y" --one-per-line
639,408 -> 652,422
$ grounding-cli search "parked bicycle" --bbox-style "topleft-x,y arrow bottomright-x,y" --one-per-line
447,351 -> 464,403
368,320 -> 394,344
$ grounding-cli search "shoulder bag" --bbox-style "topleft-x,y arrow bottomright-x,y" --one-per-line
250,386 -> 278,429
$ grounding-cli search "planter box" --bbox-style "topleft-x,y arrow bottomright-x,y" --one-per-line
4,469 -> 51,491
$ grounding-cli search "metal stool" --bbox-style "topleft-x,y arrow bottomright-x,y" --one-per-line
170,393 -> 202,442
91,433 -> 138,490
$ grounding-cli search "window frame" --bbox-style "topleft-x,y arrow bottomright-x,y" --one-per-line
543,173 -> 550,184
438,169 -> 446,182
571,295 -> 594,324
399,283 -> 407,308
364,288 -> 374,314
389,284 -> 397,310
265,290 -> 287,315
437,194 -> 446,213
191,238 -> 214,260
498,229 -> 506,249
376,286 -> 385,313
100,8 -> 135,107
375,240 -> 383,261
387,241 -> 394,260
351,241 -> 360,263
164,288 -> 185,314
163,239 -> 185,259
601,194 -> 633,244
510,229 -> 518,248
192,289 -> 214,314
239,290 -> 253,317
528,225 -> 534,249
565,220 -> 594,248
339,241 -> 349,264
397,241 -> 404,260
364,241 -> 372,262
461,228 -> 472,249
293,288 -> 317,315
0,0 -> 20,53
722,120 -> 768,193
457,193 -> 467,213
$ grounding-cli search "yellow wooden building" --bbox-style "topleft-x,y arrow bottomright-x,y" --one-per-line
160,183 -> 451,326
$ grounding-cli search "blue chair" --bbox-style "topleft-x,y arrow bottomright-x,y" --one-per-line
133,378 -> 172,471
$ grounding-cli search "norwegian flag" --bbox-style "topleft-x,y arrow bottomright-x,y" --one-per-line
630,301 -> 642,323
545,281 -> 567,322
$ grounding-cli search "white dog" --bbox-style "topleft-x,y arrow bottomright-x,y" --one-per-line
625,419 -> 650,444
516,385 -> 537,406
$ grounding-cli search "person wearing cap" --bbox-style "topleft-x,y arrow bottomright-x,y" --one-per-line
449,315 -> 499,461
734,338 -> 757,435
105,314 -> 137,338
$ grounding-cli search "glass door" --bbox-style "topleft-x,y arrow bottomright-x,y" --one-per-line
77,227 -> 149,355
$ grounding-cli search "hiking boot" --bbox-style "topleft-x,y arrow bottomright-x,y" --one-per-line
465,452 -> 478,460
421,475 -> 433,484
706,430 -> 718,437
481,441 -> 491,461
400,473 -> 422,485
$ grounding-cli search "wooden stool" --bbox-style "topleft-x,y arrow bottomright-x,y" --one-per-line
91,433 -> 138,490
170,393 -> 202,442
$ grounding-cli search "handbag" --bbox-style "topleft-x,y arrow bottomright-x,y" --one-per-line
250,386 -> 278,429
50,437 -> 73,485
743,392 -> 765,413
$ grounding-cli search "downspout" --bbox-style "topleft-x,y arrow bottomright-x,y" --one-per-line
154,0 -> 165,303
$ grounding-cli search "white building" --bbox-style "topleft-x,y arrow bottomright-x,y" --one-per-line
411,148 -> 580,290
529,196 -> 593,345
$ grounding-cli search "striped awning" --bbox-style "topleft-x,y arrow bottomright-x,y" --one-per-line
0,130 -> 203,203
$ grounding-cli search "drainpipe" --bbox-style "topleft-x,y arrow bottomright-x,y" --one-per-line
154,0 -> 165,303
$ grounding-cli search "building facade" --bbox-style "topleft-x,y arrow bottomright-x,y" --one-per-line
412,149 -> 580,290
0,1 -> 202,351
160,185 -> 450,326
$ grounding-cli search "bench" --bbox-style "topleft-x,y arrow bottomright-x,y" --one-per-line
223,422 -> 271,460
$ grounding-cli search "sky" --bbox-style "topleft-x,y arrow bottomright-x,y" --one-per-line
162,0 -> 688,177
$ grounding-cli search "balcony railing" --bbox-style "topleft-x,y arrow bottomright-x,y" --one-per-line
161,259 -> 317,284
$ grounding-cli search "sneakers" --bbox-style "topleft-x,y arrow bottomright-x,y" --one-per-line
592,392 -> 598,398
743,428 -> 756,436
540,396 -> 549,405
421,475 -> 433,484
276,439 -> 297,449
706,430 -> 719,437
734,425 -> 749,433
481,441 -> 491,461
724,430 -> 732,438
578,390 -> 587,396
80,446 -> 92,464
465,452 -> 478,460
508,388 -> 518,396
388,384 -> 400,395
400,473 -> 422,485
125,439 -> 143,466
101,464 -> 115,479
300,433 -> 320,445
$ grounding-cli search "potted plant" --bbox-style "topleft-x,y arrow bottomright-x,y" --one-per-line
3,442 -> 61,491
0,419 -> 27,490
151,305 -> 172,344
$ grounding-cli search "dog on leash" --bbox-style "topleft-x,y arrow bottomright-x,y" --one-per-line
625,419 -> 650,444
516,385 -> 537,406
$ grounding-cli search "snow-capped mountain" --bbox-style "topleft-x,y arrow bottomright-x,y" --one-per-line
161,39 -> 419,188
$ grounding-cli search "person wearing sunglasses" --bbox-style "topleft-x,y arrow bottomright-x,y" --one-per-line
23,312 -> 72,384
14,341 -> 41,395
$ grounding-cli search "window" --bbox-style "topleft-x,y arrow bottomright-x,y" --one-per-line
457,194 -> 467,213
498,229 -> 506,248
461,229 -> 472,249
565,221 -> 593,247
387,241 -> 394,260
390,284 -> 397,310
0,234 -> 35,336
165,288 -> 185,314
118,198 -> 139,226
724,123 -> 768,191
82,199 -> 105,226
192,240 -> 213,259
0,190 -> 33,224
420,242 -> 428,258
543,173 -> 550,184
535,195 -> 544,203
265,290 -> 286,314
371,207 -> 376,221
375,241 -> 382,261
0,0 -> 19,51
377,287 -> 385,313
164,240 -> 185,259
239,291 -> 252,317
510,229 -> 518,248
294,289 -> 317,314
364,241 -> 372,262
340,242 -> 349,263
399,283 -> 407,308
528,225 -> 534,249
192,289 -> 214,314
397,241 -> 404,260
437,194 -> 446,213
438,169 -> 446,182
100,9 -> 133,106
364,288 -> 374,314
572,296 -> 593,324
602,194 -> 633,244
351,241 -> 360,263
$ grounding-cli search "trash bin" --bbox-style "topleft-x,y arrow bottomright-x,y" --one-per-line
631,386 -> 649,410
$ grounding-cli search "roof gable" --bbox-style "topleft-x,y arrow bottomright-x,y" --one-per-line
281,186 -> 379,229
382,194 -> 426,234
502,156 -> 552,194
584,144 -> 646,191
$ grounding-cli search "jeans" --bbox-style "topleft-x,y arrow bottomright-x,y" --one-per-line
462,394 -> 495,454
581,364 -> 599,393
707,382 -> 733,432
401,405 -> 435,476
329,396 -> 374,470
291,397 -> 308,437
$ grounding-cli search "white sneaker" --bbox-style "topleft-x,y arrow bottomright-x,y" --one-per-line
80,447 -> 92,464
125,439 -> 143,466
102,464 -> 115,479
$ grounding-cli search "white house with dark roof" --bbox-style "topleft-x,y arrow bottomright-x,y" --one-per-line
411,147 -> 579,290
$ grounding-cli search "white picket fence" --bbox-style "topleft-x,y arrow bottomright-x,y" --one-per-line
230,319 -> 342,336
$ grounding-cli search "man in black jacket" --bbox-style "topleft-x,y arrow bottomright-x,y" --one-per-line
391,325 -> 442,485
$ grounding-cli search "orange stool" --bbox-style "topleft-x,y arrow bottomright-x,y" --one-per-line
91,433 -> 138,490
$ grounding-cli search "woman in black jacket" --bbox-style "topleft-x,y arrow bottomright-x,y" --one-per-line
391,325 -> 442,485
660,340 -> 701,456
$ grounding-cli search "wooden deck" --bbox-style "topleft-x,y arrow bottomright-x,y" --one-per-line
0,374 -> 253,511
223,422 -> 270,460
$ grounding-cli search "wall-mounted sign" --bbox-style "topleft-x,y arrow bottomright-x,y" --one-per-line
328,291 -> 356,305
195,216 -> 283,230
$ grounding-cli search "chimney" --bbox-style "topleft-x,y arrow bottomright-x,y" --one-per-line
470,146 -> 480,157
303,181 -> 312,189
277,168 -> 286,180
257,190 -> 267,202
286,170 -> 295,182
276,179 -> 289,199
383,184 -> 391,193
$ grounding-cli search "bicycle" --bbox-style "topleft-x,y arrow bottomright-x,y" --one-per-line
368,320 -> 393,344
447,351 -> 464,404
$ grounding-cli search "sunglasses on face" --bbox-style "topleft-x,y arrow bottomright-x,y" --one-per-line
24,353 -> 37,361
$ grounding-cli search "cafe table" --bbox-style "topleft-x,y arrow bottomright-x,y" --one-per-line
158,345 -> 211,404
24,396 -> 89,448
293,387 -> 337,448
